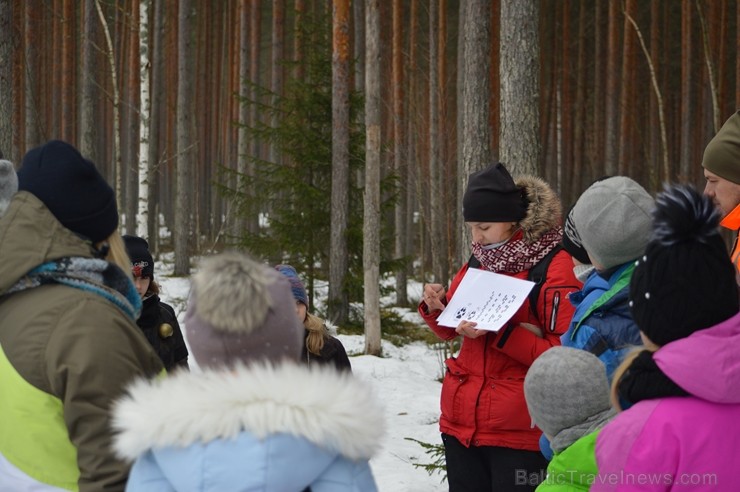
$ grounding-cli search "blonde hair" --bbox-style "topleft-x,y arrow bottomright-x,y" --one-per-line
304,312 -> 328,355
101,231 -> 134,281
609,346 -> 657,411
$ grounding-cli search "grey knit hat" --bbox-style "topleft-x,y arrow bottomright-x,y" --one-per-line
184,251 -> 304,370
524,347 -> 611,442
572,176 -> 654,270
0,160 -> 18,217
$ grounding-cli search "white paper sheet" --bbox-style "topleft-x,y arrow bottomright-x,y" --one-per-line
436,268 -> 535,332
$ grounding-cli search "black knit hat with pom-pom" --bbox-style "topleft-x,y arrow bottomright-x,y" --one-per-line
629,184 -> 739,347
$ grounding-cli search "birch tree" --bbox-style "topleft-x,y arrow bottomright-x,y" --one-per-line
137,0 -> 150,237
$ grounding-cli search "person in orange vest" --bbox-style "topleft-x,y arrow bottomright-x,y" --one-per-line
703,110 -> 740,278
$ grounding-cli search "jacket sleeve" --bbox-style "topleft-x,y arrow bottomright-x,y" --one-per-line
493,250 -> 581,366
45,297 -> 164,492
161,302 -> 190,370
331,337 -> 353,373
417,263 -> 468,341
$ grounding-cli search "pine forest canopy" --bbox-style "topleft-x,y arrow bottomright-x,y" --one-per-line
0,0 -> 737,328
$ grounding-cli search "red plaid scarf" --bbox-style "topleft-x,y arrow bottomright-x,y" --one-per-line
471,227 -> 563,274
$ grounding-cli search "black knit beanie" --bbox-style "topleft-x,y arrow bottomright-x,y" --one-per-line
123,235 -> 155,278
629,184 -> 739,347
561,205 -> 590,264
462,163 -> 527,222
17,140 -> 118,243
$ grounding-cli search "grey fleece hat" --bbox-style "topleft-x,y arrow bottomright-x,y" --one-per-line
702,110 -> 740,184
524,347 -> 611,440
0,160 -> 18,217
185,251 -> 304,370
572,176 -> 654,270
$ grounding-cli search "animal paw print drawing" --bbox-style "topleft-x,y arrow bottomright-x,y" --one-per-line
455,307 -> 467,320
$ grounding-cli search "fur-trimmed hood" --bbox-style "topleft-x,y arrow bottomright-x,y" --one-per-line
516,175 -> 563,243
112,362 -> 385,462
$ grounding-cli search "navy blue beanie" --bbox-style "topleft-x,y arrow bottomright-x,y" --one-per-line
275,264 -> 309,306
123,235 -> 155,278
18,140 -> 118,243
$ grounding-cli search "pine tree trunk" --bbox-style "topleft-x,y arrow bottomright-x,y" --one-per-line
364,0 -> 382,356
604,0 -> 620,175
236,0 -> 249,238
460,0 -> 491,263
147,0 -> 163,245
392,0 -> 408,306
270,0 -> 284,165
175,0 -> 195,275
0,0 -> 13,157
329,0 -> 350,325
499,0 -> 539,176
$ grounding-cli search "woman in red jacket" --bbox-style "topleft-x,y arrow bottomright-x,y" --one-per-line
420,162 -> 580,492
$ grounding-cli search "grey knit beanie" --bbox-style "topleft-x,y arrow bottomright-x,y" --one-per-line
0,160 -> 18,217
524,347 -> 611,440
185,251 -> 304,370
572,176 -> 654,270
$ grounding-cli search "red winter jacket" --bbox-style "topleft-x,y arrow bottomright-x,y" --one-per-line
419,177 -> 581,451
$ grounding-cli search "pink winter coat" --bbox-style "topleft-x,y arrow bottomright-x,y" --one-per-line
593,311 -> 740,491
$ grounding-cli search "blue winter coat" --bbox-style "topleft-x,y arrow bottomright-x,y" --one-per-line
561,262 -> 642,381
113,363 -> 384,492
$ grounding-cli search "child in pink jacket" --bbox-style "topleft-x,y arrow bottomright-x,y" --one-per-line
593,184 -> 740,491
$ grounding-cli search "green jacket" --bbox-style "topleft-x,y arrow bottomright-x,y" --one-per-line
0,192 -> 164,491
536,430 -> 600,491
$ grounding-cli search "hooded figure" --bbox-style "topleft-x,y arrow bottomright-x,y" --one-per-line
593,184 -> 740,492
113,251 -> 384,492
0,140 -> 162,491
419,162 -> 581,491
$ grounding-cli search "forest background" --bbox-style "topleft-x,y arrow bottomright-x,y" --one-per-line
0,0 -> 738,354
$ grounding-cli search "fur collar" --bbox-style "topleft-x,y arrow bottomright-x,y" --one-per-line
113,363 -> 385,461
517,175 -> 563,243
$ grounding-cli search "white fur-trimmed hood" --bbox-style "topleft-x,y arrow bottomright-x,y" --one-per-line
112,363 -> 386,462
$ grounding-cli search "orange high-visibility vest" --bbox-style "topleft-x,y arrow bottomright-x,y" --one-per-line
720,203 -> 740,276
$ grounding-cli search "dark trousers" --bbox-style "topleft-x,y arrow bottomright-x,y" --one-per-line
442,433 -> 547,492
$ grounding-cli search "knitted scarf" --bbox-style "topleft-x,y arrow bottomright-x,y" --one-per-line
470,227 -> 564,274
6,257 -> 142,320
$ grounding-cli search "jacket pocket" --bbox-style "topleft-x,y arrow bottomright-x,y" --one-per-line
440,358 -> 469,422
486,377 -> 532,431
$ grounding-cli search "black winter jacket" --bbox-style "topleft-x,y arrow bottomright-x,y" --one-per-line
137,295 -> 189,371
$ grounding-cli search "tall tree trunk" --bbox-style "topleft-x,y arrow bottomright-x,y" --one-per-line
428,0 -> 448,285
247,0 -> 260,233
352,0 -> 365,93
618,0 -> 636,175
392,0 -> 408,306
604,0 -> 620,175
137,0 -> 151,237
60,0 -> 74,143
293,0 -> 305,81
0,0 -> 13,157
80,0 -> 98,161
175,0 -> 195,275
147,0 -> 163,245
364,0 -> 381,356
680,0 -> 694,181
329,0 -> 350,325
460,0 -> 491,263
270,0 -> 284,165
499,0 -> 539,176
24,4 -> 40,148
236,0 -> 249,238
405,0 -> 418,288
95,0 -> 122,208
126,0 -> 141,234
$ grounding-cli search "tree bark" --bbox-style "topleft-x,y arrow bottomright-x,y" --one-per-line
0,0 -> 14,158
499,0 -> 539,176
364,0 -> 381,356
329,0 -> 350,325
604,0 -> 620,175
137,0 -> 151,237
175,0 -> 195,275
459,0 -> 491,263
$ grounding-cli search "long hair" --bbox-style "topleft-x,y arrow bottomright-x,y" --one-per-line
609,346 -> 655,411
304,312 -> 328,355
103,231 -> 133,281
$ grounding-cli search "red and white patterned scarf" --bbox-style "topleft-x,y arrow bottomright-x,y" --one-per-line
471,227 -> 564,274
